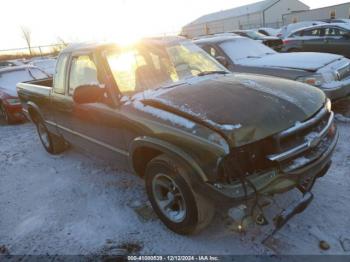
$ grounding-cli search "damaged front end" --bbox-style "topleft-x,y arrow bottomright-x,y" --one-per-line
203,100 -> 338,236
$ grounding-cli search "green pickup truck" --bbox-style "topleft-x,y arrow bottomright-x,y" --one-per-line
17,37 -> 338,235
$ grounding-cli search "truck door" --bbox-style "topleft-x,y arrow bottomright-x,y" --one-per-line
49,53 -> 76,140
63,53 -> 129,168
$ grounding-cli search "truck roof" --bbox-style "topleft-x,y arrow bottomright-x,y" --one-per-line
61,36 -> 186,54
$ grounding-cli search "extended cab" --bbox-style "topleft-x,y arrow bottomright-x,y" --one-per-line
17,37 -> 338,235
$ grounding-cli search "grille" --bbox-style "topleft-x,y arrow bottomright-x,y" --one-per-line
278,111 -> 330,152
337,63 -> 350,80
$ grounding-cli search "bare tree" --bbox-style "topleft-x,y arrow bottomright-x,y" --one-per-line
21,26 -> 32,55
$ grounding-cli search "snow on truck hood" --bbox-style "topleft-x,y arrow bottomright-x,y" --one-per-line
238,52 -> 343,72
131,74 -> 325,146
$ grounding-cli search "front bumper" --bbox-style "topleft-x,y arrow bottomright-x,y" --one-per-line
321,78 -> 350,101
197,128 -> 338,206
195,106 -> 338,207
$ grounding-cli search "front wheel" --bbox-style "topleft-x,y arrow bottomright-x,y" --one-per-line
145,154 -> 215,235
35,117 -> 67,154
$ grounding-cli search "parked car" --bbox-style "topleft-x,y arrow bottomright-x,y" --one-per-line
231,30 -> 283,51
195,34 -> 350,101
0,60 -> 23,69
29,58 -> 57,76
0,65 -> 49,123
282,23 -> 350,58
320,18 -> 350,24
277,21 -> 325,38
257,27 -> 280,37
17,37 -> 338,235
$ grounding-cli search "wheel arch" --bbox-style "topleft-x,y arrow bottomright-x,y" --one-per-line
27,102 -> 44,123
129,136 -> 208,183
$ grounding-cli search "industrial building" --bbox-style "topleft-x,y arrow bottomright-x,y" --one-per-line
181,0 -> 310,38
283,2 -> 350,24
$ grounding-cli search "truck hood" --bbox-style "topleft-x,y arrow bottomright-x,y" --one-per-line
136,74 -> 325,146
238,52 -> 343,72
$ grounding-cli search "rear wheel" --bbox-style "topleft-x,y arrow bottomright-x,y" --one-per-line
35,117 -> 67,154
145,154 -> 215,235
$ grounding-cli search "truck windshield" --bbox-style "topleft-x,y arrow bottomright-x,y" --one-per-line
106,41 -> 227,96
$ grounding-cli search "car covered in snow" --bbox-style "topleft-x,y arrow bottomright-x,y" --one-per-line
29,58 -> 57,76
231,30 -> 283,51
17,37 -> 338,235
0,65 -> 49,123
195,34 -> 350,101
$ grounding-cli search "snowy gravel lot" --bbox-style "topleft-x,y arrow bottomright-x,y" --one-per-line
0,118 -> 350,256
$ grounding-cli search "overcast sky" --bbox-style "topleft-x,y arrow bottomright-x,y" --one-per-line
0,0 -> 349,50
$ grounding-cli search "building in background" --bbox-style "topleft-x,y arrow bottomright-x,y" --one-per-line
283,2 -> 350,24
181,0 -> 309,38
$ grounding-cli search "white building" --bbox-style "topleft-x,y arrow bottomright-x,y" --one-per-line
182,0 -> 309,38
283,2 -> 350,24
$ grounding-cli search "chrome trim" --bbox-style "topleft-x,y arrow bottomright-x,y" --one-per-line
268,112 -> 334,162
277,107 -> 328,140
46,121 -> 129,157
282,130 -> 339,174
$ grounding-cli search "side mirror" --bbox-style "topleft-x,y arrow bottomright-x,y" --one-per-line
73,85 -> 105,104
215,56 -> 228,67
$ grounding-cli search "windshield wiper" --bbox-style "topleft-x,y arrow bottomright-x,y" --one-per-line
197,70 -> 228,77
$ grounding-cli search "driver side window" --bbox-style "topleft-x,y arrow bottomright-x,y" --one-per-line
68,55 -> 100,95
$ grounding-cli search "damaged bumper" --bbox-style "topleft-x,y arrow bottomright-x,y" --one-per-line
196,104 -> 338,207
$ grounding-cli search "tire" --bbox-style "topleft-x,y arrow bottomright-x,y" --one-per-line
0,103 -> 12,124
35,117 -> 67,154
145,154 -> 215,235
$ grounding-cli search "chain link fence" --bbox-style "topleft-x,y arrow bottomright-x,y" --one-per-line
0,44 -> 68,61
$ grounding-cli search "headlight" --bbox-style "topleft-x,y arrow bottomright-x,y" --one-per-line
326,99 -> 332,112
296,74 -> 326,87
5,98 -> 21,105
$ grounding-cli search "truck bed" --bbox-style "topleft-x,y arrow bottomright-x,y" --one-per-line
17,77 -> 53,115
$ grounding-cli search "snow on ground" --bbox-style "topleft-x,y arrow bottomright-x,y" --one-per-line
0,118 -> 350,255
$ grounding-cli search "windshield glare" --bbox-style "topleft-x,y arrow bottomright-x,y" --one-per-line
106,41 -> 226,95
219,38 -> 276,62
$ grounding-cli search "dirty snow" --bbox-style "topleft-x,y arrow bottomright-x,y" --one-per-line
0,119 -> 350,255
